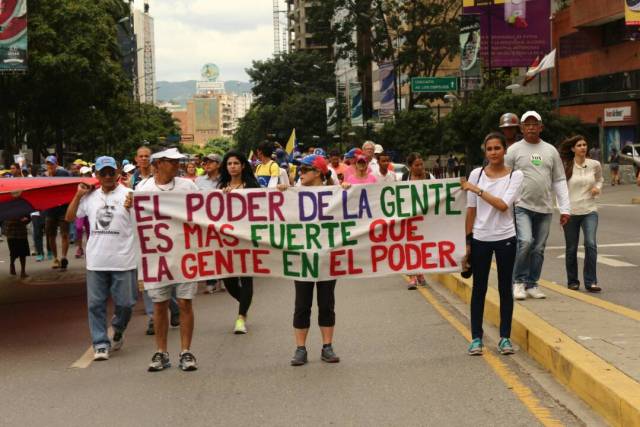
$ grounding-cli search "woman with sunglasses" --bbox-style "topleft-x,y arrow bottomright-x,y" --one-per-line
278,154 -> 341,366
217,151 -> 260,334
461,133 -> 523,356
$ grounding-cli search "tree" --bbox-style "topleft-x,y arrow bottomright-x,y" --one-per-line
377,109 -> 438,160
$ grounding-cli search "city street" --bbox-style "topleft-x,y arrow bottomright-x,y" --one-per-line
542,184 -> 640,311
0,276 -> 587,426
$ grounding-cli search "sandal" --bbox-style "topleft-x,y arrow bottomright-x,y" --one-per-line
586,284 -> 601,293
568,283 -> 579,291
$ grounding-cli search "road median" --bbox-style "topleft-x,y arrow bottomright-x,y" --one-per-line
430,272 -> 640,427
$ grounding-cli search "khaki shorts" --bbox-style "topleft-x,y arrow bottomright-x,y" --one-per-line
147,282 -> 197,303
45,216 -> 70,238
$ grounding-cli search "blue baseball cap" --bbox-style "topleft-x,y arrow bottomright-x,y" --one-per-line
45,155 -> 58,165
95,156 -> 117,171
344,148 -> 362,159
313,148 -> 327,158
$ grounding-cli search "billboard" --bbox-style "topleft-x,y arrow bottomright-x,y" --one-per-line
462,0 -> 550,68
194,98 -> 219,131
460,15 -> 482,91
0,0 -> 28,72
626,0 -> 640,26
326,98 -> 337,133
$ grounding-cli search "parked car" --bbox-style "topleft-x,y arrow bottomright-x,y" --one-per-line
393,163 -> 407,180
619,144 -> 640,168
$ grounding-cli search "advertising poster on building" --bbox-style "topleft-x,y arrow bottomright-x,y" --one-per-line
326,98 -> 337,133
626,0 -> 640,26
0,0 -> 28,72
378,63 -> 396,117
194,98 -> 219,131
132,181 -> 465,286
462,0 -> 550,68
460,15 -> 482,91
349,82 -> 364,127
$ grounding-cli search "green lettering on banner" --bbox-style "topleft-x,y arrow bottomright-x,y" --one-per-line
282,251 -> 319,278
341,221 -> 358,246
302,252 -> 319,278
380,186 -> 395,217
395,184 -> 410,218
250,224 -> 268,248
411,184 -> 429,216
305,224 -> 322,249
322,222 -> 339,247
286,224 -> 304,251
445,182 -> 462,215
282,251 -> 300,277
431,183 -> 443,215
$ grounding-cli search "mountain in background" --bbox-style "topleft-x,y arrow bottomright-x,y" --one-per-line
157,80 -> 253,105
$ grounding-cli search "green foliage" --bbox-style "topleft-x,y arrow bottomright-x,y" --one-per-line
0,0 -> 178,166
377,109 -> 439,159
235,51 -> 335,154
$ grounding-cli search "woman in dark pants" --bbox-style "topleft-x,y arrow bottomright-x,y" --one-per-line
218,151 -> 260,334
278,154 -> 341,366
461,133 -> 524,356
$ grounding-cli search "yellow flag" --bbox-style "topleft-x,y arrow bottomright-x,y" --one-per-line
248,150 -> 254,160
285,129 -> 296,154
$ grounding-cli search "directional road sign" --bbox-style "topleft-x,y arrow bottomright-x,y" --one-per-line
411,77 -> 458,93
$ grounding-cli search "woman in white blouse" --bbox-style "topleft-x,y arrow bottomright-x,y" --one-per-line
461,133 -> 523,356
559,136 -> 604,292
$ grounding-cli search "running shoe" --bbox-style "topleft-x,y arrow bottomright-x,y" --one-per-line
467,338 -> 483,355
75,247 -> 83,259
526,286 -> 546,299
417,274 -> 428,286
407,276 -> 418,290
290,347 -> 308,366
179,351 -> 198,371
94,347 -> 109,361
204,284 -> 215,294
148,352 -> 171,372
47,251 -> 53,260
51,258 -> 60,269
513,283 -> 527,300
321,345 -> 340,363
170,311 -> 180,328
234,317 -> 247,334
498,338 -> 515,355
146,319 -> 155,336
35,255 -> 44,262
112,331 -> 124,351
60,258 -> 69,270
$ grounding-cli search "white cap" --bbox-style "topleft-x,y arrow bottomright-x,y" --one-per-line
520,111 -> 542,123
123,164 -> 136,174
151,148 -> 186,163
374,144 -> 384,154
79,166 -> 92,175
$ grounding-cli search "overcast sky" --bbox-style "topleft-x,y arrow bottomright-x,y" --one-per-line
132,0 -> 280,82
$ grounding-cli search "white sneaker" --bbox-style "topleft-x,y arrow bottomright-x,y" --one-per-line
526,286 -> 546,299
204,284 -> 215,294
94,348 -> 109,361
513,283 -> 527,300
111,331 -> 124,351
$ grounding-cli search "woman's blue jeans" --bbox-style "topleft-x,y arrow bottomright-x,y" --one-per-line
563,212 -> 598,287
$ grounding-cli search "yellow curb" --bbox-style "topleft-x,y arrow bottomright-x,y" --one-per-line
631,197 -> 640,205
431,273 -> 640,427
490,262 -> 640,323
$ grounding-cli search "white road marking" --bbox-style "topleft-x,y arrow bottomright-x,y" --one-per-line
557,252 -> 637,268
597,203 -> 640,208
546,242 -> 640,250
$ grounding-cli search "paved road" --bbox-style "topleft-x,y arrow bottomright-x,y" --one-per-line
0,277 -> 584,426
542,184 -> 640,311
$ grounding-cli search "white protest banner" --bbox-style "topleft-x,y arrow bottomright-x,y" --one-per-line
133,180 -> 465,288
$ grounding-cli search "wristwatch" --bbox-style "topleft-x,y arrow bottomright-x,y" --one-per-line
477,189 -> 484,197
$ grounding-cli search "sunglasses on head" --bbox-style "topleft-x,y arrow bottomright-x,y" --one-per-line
98,168 -> 116,177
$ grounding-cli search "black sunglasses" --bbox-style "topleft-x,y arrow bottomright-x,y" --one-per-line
98,169 -> 116,177
299,165 -> 317,174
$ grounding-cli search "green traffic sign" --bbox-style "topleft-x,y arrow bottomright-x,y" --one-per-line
411,77 -> 458,93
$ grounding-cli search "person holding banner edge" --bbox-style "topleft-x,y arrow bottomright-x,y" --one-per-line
462,133 -> 524,356
277,154 -> 341,366
217,150 -> 261,334
129,148 -> 200,372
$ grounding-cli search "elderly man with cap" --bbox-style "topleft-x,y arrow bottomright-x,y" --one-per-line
505,111 -> 570,301
499,113 -> 521,149
135,148 -> 200,372
65,156 -> 137,361
195,153 -> 223,294
43,155 -> 72,269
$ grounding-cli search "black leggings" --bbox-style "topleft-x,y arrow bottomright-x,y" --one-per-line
293,280 -> 336,329
470,237 -> 516,340
223,277 -> 253,317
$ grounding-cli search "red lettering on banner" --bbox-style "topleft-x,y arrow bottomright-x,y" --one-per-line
346,249 -> 362,274
329,250 -> 347,276
220,224 -> 239,246
153,195 -> 171,220
227,193 -> 247,221
369,241 -> 455,272
252,249 -> 271,274
137,224 -> 156,254
185,194 -> 204,221
370,246 -> 387,272
235,249 -> 250,272
197,251 -> 216,275
155,223 -> 173,253
388,244 -> 405,271
406,244 -> 421,269
133,196 -> 152,222
438,241 -> 457,268
421,242 -> 437,269
368,216 -> 425,243
141,257 -> 157,282
181,253 -> 197,279
183,223 -> 201,249
269,191 -> 285,221
247,193 -> 266,221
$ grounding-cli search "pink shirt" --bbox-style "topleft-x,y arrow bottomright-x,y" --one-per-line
345,173 -> 378,184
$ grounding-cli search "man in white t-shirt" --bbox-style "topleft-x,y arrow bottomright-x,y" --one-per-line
372,151 -> 397,183
65,156 -> 137,362
134,148 -> 200,372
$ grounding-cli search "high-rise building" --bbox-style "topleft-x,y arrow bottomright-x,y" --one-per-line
133,3 -> 156,104
286,0 -> 330,56
553,1 -> 640,160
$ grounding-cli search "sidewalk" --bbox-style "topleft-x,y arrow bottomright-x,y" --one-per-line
0,241 -> 86,304
430,271 -> 640,427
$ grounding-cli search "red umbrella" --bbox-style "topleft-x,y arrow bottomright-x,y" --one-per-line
0,177 -> 99,221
